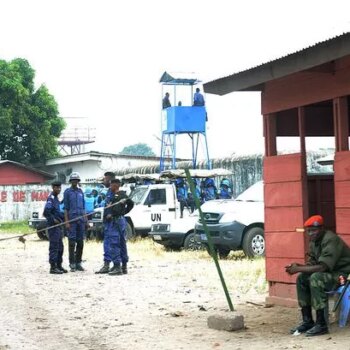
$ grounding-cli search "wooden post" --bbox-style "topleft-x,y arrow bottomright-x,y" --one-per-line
333,97 -> 349,152
298,107 -> 306,157
298,106 -> 309,257
263,114 -> 277,156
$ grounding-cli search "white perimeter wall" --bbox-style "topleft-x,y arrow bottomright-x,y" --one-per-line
0,184 -> 70,222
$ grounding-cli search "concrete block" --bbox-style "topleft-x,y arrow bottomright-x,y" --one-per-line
207,312 -> 244,331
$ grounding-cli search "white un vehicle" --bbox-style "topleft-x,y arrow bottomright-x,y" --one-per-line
195,181 -> 265,258
91,169 -> 233,240
29,182 -> 183,240
30,169 -> 233,241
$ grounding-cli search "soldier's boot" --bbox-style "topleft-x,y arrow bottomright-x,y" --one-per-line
108,263 -> 123,276
68,240 -> 76,272
305,309 -> 328,337
57,263 -> 68,273
122,263 -> 128,275
75,263 -> 85,271
50,263 -> 63,275
290,306 -> 315,334
95,262 -> 110,274
75,240 -> 84,271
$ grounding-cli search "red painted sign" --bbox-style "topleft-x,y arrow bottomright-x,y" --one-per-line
31,191 -> 50,201
1,191 -> 7,202
0,190 -> 50,203
13,191 -> 26,202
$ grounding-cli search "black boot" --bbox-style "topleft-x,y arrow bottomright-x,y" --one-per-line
108,263 -> 122,276
305,309 -> 328,337
75,240 -> 85,271
75,240 -> 84,263
68,239 -> 76,269
122,263 -> 128,274
57,263 -> 68,273
290,306 -> 314,334
95,262 -> 110,274
50,263 -> 63,275
76,263 -> 85,271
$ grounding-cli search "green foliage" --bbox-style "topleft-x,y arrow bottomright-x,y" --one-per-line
0,58 -> 65,164
119,143 -> 156,157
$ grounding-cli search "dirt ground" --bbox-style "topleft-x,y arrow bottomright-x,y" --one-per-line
0,235 -> 350,350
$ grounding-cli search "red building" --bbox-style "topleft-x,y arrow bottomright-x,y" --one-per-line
204,33 -> 350,306
0,160 -> 54,185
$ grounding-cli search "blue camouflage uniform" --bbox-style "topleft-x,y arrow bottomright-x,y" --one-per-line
43,192 -> 64,265
64,187 -> 86,265
103,191 -> 132,267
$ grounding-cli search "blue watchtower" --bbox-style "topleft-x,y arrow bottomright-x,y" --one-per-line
159,71 -> 210,171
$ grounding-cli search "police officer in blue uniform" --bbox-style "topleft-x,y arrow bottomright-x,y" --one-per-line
175,178 -> 189,218
43,181 -> 67,274
64,172 -> 87,272
218,179 -> 232,199
96,171 -> 115,207
202,178 -> 217,201
96,179 -> 134,275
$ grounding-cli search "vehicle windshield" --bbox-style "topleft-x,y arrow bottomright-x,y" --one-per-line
129,186 -> 148,204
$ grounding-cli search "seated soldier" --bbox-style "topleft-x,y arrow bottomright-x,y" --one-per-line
286,215 -> 350,336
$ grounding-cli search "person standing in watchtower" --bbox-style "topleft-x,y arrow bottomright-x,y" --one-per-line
162,92 -> 171,109
193,88 -> 205,106
64,172 -> 87,272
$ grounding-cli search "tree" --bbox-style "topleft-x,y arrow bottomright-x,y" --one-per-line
119,143 -> 156,157
0,58 -> 65,164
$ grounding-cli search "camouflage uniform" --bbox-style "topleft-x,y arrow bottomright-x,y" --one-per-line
297,230 -> 350,310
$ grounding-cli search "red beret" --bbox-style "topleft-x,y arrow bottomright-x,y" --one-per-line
304,215 -> 324,227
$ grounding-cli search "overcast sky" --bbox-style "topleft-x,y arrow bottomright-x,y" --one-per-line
1,0 -> 350,159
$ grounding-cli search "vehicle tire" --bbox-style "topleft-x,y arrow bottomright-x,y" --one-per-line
125,222 -> 136,241
96,229 -> 104,241
85,228 -> 93,240
217,248 -> 231,259
37,229 -> 48,240
205,246 -> 230,259
242,227 -> 265,258
164,245 -> 182,252
36,224 -> 48,240
183,232 -> 203,251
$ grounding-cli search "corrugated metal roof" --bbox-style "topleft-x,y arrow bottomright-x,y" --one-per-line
46,151 -> 189,165
0,160 -> 55,178
159,71 -> 200,86
204,32 -> 350,95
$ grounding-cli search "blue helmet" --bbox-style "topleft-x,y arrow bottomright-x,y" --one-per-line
221,179 -> 230,187
84,187 -> 92,195
204,178 -> 215,187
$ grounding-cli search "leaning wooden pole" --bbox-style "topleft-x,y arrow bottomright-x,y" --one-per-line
185,168 -> 234,311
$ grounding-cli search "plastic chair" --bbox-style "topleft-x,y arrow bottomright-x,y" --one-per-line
335,285 -> 350,327
327,285 -> 350,327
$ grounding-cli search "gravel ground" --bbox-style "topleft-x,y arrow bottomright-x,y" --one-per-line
0,235 -> 349,350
